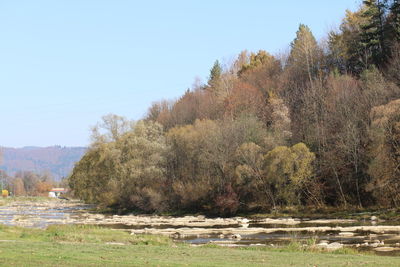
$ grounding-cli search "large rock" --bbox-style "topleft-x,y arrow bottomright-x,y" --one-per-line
339,232 -> 355,237
374,247 -> 399,252
326,242 -> 343,251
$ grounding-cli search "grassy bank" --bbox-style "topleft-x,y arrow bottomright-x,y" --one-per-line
0,224 -> 399,266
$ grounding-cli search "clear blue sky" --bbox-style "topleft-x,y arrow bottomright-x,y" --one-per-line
0,0 -> 360,148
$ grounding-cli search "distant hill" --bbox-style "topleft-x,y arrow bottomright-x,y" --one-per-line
0,146 -> 86,181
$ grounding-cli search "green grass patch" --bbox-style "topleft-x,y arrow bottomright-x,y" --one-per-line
0,224 -> 171,245
0,224 -> 399,266
44,224 -> 172,245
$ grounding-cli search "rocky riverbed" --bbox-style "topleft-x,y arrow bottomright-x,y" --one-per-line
0,199 -> 93,228
1,198 -> 400,255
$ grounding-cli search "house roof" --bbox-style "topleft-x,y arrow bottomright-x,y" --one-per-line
50,188 -> 67,192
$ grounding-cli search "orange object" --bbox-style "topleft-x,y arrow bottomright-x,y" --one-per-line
2,190 -> 9,198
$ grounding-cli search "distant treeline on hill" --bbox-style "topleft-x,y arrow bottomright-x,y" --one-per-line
0,146 -> 86,181
70,1 -> 400,216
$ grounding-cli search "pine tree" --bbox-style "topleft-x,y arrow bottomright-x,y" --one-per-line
360,0 -> 387,66
208,60 -> 222,88
388,0 -> 400,41
328,9 -> 367,74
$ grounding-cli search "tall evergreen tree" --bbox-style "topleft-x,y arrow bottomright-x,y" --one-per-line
360,0 -> 388,66
328,9 -> 367,74
387,0 -> 400,41
208,60 -> 222,89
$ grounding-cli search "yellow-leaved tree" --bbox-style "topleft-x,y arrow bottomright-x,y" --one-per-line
263,143 -> 316,207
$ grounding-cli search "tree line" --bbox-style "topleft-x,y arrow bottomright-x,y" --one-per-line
0,169 -> 57,196
0,150 -> 64,196
69,0 -> 400,215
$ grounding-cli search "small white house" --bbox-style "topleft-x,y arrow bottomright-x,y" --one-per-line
48,188 -> 67,198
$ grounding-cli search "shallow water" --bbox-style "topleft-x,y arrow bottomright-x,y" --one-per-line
1,199 -> 400,255
0,200 -> 93,228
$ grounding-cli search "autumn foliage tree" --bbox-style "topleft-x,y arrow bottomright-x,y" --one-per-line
368,99 -> 400,206
70,1 -> 400,215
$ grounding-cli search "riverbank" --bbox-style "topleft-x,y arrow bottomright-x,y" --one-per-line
0,197 -> 93,228
246,206 -> 400,222
0,224 -> 399,266
2,198 -> 400,254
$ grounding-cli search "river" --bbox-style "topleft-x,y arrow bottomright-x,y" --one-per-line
1,198 -> 400,256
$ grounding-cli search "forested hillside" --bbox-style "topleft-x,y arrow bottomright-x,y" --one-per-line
70,0 -> 400,215
0,146 -> 86,181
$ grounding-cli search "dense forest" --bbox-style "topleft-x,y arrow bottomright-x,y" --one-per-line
69,0 -> 400,215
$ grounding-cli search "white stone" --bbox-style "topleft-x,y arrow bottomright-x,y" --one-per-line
228,234 -> 241,240
326,242 -> 343,250
374,247 -> 399,252
370,242 -> 379,248
339,232 -> 355,237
